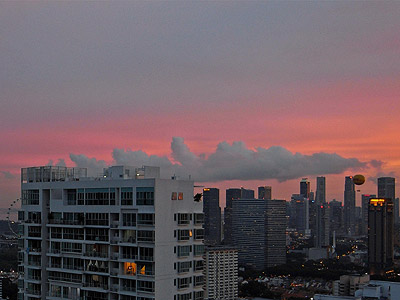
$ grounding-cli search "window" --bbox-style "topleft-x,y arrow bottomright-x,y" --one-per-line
61,242 -> 82,254
171,192 -> 177,200
194,245 -> 204,256
176,293 -> 192,300
121,246 -> 138,260
139,247 -> 154,261
193,214 -> 203,225
86,213 -> 109,226
193,260 -> 203,271
67,189 -> 76,205
77,189 -> 84,205
177,213 -> 190,225
138,214 -> 155,226
85,188 -> 111,205
177,277 -> 191,289
121,188 -> 133,205
137,280 -> 154,293
194,229 -> 204,240
178,246 -> 191,258
137,231 -> 155,243
193,275 -> 203,287
178,230 -> 191,241
21,190 -> 39,205
63,228 -> 84,240
193,291 -> 204,300
51,228 -> 62,239
178,192 -> 183,200
28,226 -> 41,238
86,228 -> 108,241
123,213 -> 136,227
178,261 -> 192,273
136,187 -> 154,205
121,279 -> 136,292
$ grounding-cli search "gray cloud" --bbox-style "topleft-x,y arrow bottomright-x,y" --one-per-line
69,154 -> 107,177
370,159 -> 384,169
72,137 -> 367,182
367,171 -> 397,184
1,171 -> 16,180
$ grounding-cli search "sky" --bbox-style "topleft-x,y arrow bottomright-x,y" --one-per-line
1,1 -> 400,216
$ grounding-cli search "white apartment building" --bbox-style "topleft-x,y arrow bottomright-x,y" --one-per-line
18,165 -> 204,300
203,246 -> 238,300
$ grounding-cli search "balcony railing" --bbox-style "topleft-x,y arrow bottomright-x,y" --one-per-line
83,282 -> 109,290
84,251 -> 108,258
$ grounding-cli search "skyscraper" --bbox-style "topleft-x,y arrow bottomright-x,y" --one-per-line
362,194 -> 376,235
314,177 -> 329,247
265,200 -> 287,267
18,165 -> 204,300
203,188 -> 221,245
368,198 -> 394,275
204,246 -> 238,300
300,178 -> 310,199
223,188 -> 254,245
315,177 -> 326,204
258,186 -> 272,200
231,198 -> 286,270
290,194 -> 309,235
344,176 -> 356,236
329,199 -> 343,235
378,177 -> 396,223
315,203 -> 330,247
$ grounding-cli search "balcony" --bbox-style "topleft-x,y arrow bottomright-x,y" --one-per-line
82,282 -> 109,290
84,251 -> 108,259
25,288 -> 41,296
121,286 -> 136,293
110,221 -> 120,228
25,219 -> 41,224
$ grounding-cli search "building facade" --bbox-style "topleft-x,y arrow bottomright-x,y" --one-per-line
258,186 -> 272,200
344,176 -> 356,236
223,188 -> 254,245
378,177 -> 396,223
368,198 -> 394,275
203,246 -> 238,300
361,194 -> 376,236
202,188 -> 221,246
18,165 -> 204,300
265,200 -> 287,267
231,198 -> 286,270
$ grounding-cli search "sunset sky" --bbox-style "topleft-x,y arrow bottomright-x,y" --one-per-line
1,2 -> 400,215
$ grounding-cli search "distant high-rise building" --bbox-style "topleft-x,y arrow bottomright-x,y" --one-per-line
362,194 -> 376,235
316,177 -> 326,204
316,203 -> 330,247
231,198 -> 286,270
344,176 -> 356,236
231,198 -> 267,269
329,199 -> 343,235
224,188 -> 254,245
290,194 -> 309,235
368,198 -> 394,275
378,177 -> 396,223
203,188 -> 221,245
265,200 -> 287,267
258,186 -> 272,200
300,178 -> 310,199
204,246 -> 238,300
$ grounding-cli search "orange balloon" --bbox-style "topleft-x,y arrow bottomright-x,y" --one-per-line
353,174 -> 365,185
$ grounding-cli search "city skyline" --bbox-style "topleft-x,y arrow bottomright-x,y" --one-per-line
1,2 -> 400,210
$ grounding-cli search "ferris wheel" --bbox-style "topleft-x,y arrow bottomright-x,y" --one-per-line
6,198 -> 20,238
